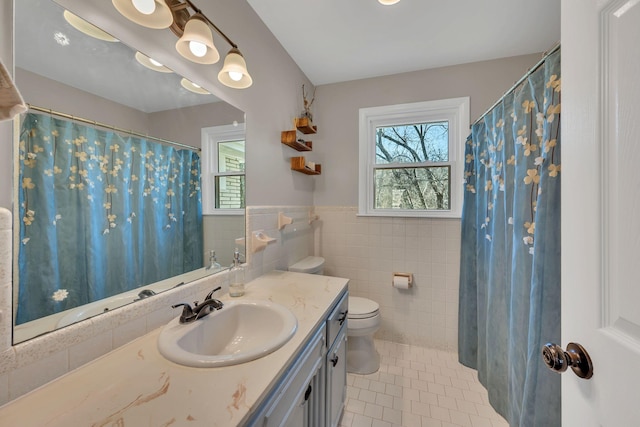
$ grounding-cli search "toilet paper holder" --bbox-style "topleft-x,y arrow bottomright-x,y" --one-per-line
392,272 -> 413,288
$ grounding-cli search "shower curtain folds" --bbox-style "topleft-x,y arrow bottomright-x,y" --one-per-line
458,49 -> 561,426
16,112 -> 203,324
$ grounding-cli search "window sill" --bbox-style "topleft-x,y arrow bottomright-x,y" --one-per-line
357,210 -> 461,219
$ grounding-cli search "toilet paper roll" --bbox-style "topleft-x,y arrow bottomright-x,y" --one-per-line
393,275 -> 410,289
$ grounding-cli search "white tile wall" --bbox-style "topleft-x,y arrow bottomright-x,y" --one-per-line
246,205 -> 461,350
245,206 -> 315,279
314,207 -> 461,351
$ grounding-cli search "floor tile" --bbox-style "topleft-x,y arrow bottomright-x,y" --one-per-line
342,340 -> 507,427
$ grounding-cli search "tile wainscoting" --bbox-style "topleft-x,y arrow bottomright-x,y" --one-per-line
313,207 -> 461,351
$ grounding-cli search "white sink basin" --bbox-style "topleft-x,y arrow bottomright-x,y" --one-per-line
157,300 -> 298,368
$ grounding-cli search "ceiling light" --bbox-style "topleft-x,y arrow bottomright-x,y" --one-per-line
54,32 -> 70,46
180,78 -> 210,94
135,51 -> 173,73
113,0 -> 253,89
175,15 -> 220,64
378,0 -> 401,4
112,0 -> 173,29
63,11 -> 119,42
218,48 -> 252,89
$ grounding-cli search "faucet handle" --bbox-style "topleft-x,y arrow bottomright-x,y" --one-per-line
205,286 -> 222,300
172,303 -> 195,323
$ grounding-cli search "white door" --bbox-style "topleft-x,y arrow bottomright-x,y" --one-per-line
562,0 -> 640,425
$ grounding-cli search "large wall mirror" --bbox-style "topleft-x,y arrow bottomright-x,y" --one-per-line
13,0 -> 246,343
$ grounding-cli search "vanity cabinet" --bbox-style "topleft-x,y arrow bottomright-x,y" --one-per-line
249,324 -> 325,427
325,292 -> 348,427
247,288 -> 348,427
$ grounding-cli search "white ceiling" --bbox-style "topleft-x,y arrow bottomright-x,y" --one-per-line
16,0 -> 221,113
247,0 -> 561,86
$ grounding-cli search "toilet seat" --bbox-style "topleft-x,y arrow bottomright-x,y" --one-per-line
348,297 -> 379,320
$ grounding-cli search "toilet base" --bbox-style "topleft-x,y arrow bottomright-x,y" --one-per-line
346,334 -> 380,374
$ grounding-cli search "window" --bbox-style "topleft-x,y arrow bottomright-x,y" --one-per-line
358,98 -> 469,218
202,123 -> 245,215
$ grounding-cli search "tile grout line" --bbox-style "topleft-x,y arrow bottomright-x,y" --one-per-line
340,339 -> 509,427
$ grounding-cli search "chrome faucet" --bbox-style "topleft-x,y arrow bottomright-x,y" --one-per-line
172,286 -> 224,324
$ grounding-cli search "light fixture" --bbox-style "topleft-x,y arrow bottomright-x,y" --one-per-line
113,0 -> 252,89
180,78 -> 209,94
112,0 -> 173,29
135,51 -> 173,73
63,11 -> 119,42
378,0 -> 401,4
218,48 -> 252,89
175,14 -> 219,64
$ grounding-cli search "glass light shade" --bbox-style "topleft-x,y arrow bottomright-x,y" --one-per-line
132,0 -> 155,14
180,78 -> 210,94
218,48 -> 253,89
378,0 -> 401,4
112,0 -> 173,29
175,17 -> 220,64
135,51 -> 173,73
63,11 -> 119,42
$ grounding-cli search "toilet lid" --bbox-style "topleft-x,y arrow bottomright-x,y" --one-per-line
348,297 -> 379,319
288,256 -> 325,273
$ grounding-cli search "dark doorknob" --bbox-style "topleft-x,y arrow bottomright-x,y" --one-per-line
542,342 -> 593,379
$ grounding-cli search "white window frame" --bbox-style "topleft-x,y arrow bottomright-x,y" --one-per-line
201,123 -> 245,215
358,97 -> 469,218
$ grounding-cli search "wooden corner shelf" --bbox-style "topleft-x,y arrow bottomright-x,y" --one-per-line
281,130 -> 313,151
291,156 -> 321,175
294,117 -> 317,134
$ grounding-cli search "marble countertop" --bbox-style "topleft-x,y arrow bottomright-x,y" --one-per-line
0,271 -> 348,426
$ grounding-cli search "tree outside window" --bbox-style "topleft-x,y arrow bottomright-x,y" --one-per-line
374,121 -> 450,210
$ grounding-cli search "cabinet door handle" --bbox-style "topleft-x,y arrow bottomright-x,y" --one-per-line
331,355 -> 339,367
304,384 -> 312,401
338,310 -> 348,325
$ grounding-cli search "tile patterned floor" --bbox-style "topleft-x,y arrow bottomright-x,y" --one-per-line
340,340 -> 509,427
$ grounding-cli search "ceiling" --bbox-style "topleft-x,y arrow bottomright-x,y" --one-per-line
15,0 -> 561,110
247,0 -> 561,86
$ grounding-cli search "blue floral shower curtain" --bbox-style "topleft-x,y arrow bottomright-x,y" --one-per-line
458,48 -> 561,426
16,113 -> 203,324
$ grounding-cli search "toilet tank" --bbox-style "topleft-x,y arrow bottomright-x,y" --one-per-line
288,256 -> 325,275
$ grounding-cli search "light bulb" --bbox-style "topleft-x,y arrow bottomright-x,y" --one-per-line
189,40 -> 207,58
132,0 -> 156,15
149,58 -> 163,67
228,71 -> 243,82
192,82 -> 201,89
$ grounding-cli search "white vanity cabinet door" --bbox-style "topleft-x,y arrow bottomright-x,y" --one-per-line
251,325 -> 325,427
326,328 -> 347,427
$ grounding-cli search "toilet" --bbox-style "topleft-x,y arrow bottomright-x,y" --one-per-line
288,256 -> 381,374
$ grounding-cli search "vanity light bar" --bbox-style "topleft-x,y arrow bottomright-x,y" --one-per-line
112,0 -> 252,89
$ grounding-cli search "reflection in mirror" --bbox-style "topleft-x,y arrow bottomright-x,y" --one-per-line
13,0 -> 246,343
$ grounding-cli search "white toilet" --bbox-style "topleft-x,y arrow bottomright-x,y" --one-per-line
288,256 -> 381,374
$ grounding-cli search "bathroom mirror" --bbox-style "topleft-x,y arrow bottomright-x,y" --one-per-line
12,0 -> 246,343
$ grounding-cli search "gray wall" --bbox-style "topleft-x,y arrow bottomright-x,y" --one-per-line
16,68 -> 151,133
0,1 -> 14,209
312,53 -> 542,206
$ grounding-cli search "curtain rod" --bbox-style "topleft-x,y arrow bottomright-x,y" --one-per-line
26,104 -> 200,152
471,43 -> 561,128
